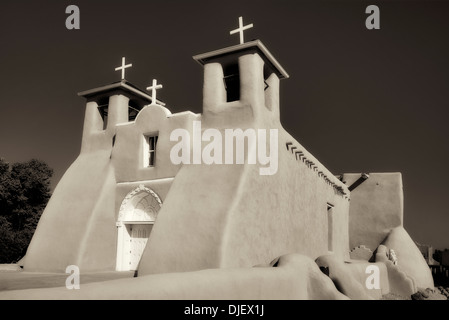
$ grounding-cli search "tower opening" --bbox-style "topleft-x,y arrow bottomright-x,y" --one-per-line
223,64 -> 240,102
128,100 -> 142,121
97,97 -> 109,130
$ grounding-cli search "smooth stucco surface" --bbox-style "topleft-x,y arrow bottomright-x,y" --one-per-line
23,94 -> 197,272
0,254 -> 349,300
23,151 -> 117,272
139,52 -> 350,275
315,254 -> 389,300
374,244 -> 417,297
344,172 -> 404,251
381,227 -> 434,289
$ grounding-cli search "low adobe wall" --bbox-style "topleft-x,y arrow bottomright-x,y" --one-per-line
316,254 -> 389,300
380,227 -> 434,290
0,254 -> 349,300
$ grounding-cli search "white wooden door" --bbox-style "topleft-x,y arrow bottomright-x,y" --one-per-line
129,224 -> 153,270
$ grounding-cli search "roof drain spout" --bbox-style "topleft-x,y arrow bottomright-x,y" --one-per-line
348,173 -> 370,192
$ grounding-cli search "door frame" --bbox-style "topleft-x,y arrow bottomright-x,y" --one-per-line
116,185 -> 162,271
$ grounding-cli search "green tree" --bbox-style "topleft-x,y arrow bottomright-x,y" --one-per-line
0,158 -> 53,263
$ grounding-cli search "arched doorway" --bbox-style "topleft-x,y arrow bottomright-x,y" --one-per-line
116,185 -> 162,271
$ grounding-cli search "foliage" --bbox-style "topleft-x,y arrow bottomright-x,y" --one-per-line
0,158 -> 53,263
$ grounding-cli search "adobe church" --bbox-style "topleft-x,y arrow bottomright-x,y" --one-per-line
20,17 -> 433,298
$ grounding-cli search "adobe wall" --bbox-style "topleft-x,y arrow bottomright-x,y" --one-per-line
316,254 -> 390,299
111,105 -> 200,183
343,172 -> 404,251
220,127 -> 350,268
139,52 -> 350,275
381,227 -> 434,289
138,156 -> 246,274
0,254 -> 349,300
24,97 -> 196,272
23,94 -> 127,272
23,150 -> 117,272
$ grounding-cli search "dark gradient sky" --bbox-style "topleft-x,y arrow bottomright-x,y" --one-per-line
0,1 -> 448,249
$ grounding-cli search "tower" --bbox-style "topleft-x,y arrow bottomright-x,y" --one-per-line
193,40 -> 289,123
78,80 -> 164,154
139,24 -> 296,274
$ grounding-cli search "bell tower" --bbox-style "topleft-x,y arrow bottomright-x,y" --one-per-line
77,57 -> 164,153
193,17 -> 289,123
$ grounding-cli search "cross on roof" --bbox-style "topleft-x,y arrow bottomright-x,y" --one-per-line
230,16 -> 254,45
115,57 -> 133,80
146,79 -> 163,105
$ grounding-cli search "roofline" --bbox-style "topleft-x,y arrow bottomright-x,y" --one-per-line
192,40 -> 289,80
77,80 -> 166,106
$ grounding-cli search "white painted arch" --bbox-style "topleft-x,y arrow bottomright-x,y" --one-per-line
116,184 -> 162,271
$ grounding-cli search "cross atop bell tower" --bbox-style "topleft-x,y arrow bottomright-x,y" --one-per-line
229,16 -> 254,44
115,57 -> 133,80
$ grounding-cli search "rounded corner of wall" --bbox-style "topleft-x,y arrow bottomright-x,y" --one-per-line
135,104 -> 172,126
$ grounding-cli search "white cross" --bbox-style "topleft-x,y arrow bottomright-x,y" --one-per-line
115,57 -> 133,80
230,16 -> 254,44
146,79 -> 163,105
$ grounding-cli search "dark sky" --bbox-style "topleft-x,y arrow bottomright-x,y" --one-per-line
1,0 -> 448,249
